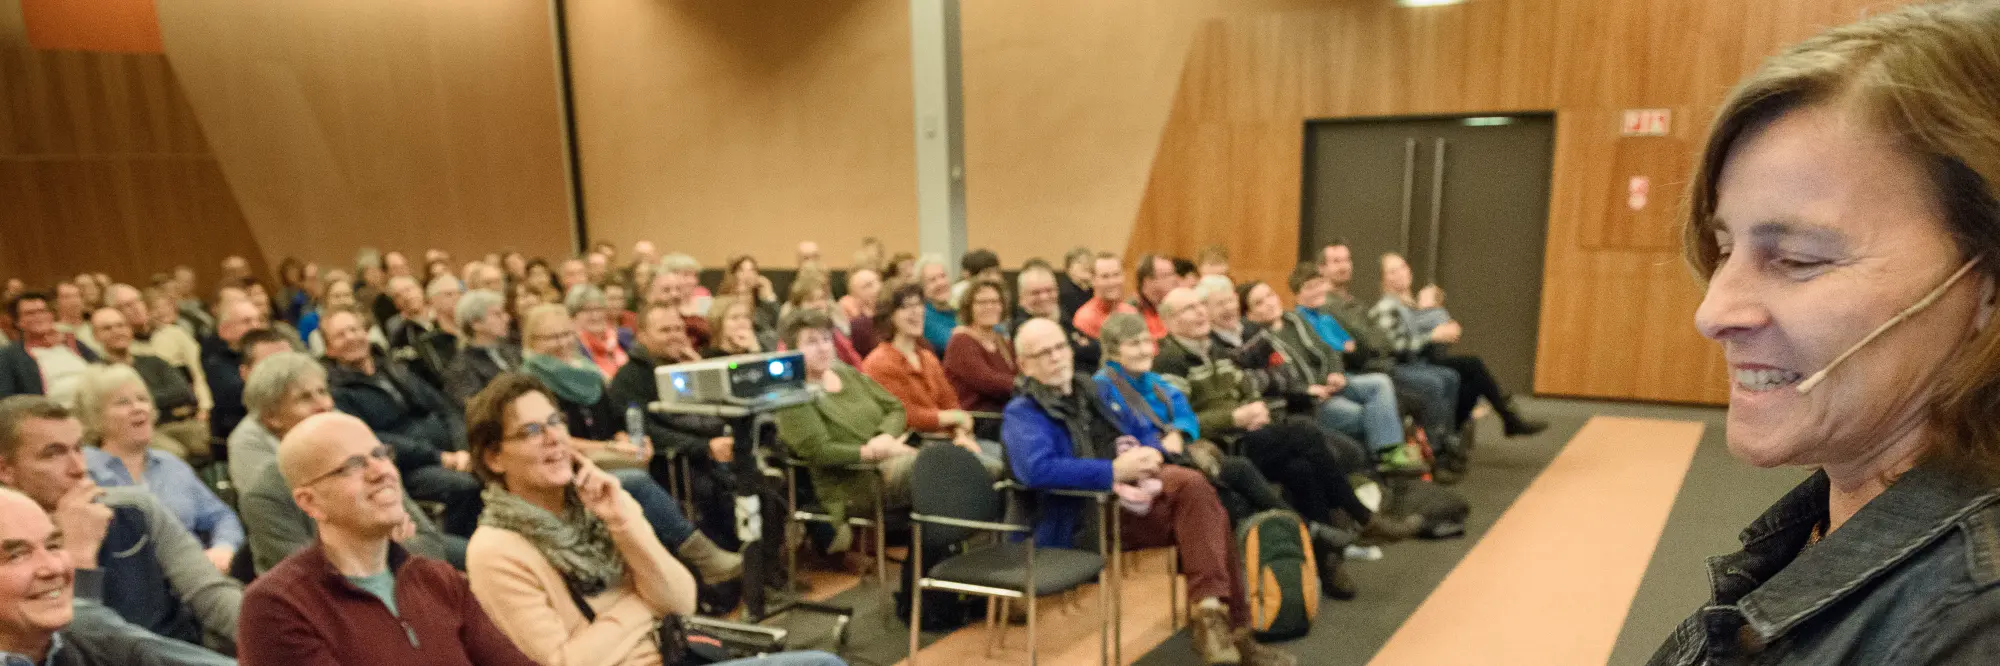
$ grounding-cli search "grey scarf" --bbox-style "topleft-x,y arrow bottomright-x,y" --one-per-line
478,485 -> 626,596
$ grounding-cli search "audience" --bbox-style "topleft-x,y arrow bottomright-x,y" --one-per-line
609,304 -> 753,550
0,395 -> 243,652
704,296 -> 772,357
52,283 -> 88,342
774,309 -> 919,553
320,307 -> 483,536
1056,247 -> 1095,324
1230,280 -> 1415,470
1002,319 -> 1294,666
948,248 -> 1002,309
1310,245 -> 1465,457
1,292 -> 100,405
518,305 -> 647,470
1196,245 -> 1230,278
861,285 -> 982,445
85,307 -> 207,459
838,268 -> 883,357
1071,252 -> 1138,339
717,255 -> 780,335
237,412 -> 537,665
912,255 -> 957,352
74,366 -> 243,572
565,285 -> 632,379
1011,264 -> 1101,374
227,350 -> 328,495
783,273 -> 863,366
0,486 -> 236,665
941,279 -> 1017,419
1130,254 -> 1177,339
199,298 -> 266,440
109,285 -> 212,421
445,289 -> 522,406
1372,253 -> 1547,441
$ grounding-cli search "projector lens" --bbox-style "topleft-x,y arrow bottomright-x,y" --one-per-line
767,360 -> 786,377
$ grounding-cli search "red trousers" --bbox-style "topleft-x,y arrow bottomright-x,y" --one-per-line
1119,465 -> 1247,626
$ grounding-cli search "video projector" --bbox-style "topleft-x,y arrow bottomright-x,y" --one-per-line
655,350 -> 810,408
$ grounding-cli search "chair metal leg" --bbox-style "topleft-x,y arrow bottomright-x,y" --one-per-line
1026,535 -> 1038,666
908,521 -> 924,664
1095,496 -> 1111,666
985,597 -> 1001,657
874,488 -> 889,587
785,466 -> 800,592
995,599 -> 1010,650
1112,503 -> 1123,666
1169,545 -> 1183,630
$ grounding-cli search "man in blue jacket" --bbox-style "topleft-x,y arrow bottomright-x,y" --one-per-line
1001,318 -> 1294,666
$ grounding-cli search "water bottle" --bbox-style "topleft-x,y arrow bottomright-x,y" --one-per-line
625,403 -> 645,455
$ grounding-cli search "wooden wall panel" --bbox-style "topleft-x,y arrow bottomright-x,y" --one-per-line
0,46 -> 263,292
155,0 -> 573,272
1123,0 -> 1923,404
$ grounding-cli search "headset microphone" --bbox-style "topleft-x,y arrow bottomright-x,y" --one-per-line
1795,257 -> 1982,394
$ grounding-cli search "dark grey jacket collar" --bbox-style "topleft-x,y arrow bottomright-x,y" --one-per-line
1713,464 -> 2000,648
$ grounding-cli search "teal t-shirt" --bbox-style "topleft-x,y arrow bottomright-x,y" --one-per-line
347,570 -> 399,616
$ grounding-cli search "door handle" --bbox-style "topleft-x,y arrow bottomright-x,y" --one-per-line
1428,138 -> 1447,283
1400,138 -> 1417,255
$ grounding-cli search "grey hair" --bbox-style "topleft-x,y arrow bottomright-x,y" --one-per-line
456,289 -> 505,331
354,247 -> 383,272
71,364 -> 150,438
425,274 -> 461,298
564,284 -> 606,314
243,352 -> 325,416
913,254 -> 950,280
1099,312 -> 1151,352
658,253 -> 699,274
386,275 -> 419,293
1157,287 -> 1201,319
1192,275 -> 1235,302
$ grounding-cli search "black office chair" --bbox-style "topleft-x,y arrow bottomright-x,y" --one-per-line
779,453 -> 896,587
907,444 -> 1109,665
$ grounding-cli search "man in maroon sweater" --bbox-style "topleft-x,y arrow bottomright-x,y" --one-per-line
235,413 -> 533,665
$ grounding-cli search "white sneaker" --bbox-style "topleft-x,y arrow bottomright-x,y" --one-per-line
1345,545 -> 1384,561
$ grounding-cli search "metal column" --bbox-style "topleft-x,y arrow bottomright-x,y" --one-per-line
909,0 -> 966,276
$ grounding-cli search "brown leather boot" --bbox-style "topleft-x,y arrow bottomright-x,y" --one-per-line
1188,601 -> 1242,664
1234,629 -> 1299,666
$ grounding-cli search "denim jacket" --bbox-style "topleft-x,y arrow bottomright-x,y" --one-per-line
1649,464 -> 2000,665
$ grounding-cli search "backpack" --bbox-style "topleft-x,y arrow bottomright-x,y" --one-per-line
1385,477 -> 1471,539
1236,510 -> 1319,640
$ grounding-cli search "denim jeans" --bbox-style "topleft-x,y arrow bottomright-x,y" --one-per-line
612,468 -> 697,548
1389,363 -> 1460,452
1316,372 -> 1404,452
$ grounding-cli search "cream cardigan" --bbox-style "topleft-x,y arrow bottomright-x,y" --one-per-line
466,492 -> 677,666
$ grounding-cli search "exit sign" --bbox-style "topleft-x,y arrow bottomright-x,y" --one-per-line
1622,109 -> 1671,136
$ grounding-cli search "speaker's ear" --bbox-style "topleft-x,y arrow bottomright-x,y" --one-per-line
1977,272 -> 1996,333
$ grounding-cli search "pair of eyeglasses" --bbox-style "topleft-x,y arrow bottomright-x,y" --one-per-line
300,445 -> 394,487
507,413 -> 569,441
1022,343 -> 1070,362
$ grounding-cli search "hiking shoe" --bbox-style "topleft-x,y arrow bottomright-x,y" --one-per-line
1189,603 -> 1242,664
1377,444 -> 1430,475
1234,629 -> 1299,666
1314,541 -> 1357,600
1360,513 -> 1424,544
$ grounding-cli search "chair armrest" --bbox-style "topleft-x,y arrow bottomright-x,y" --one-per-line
786,457 -> 882,473
994,477 -> 1111,500
910,512 -> 1030,533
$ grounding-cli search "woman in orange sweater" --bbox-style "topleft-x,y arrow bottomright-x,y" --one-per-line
860,284 -> 1005,468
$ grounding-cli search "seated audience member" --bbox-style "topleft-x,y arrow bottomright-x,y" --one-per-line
1310,247 -> 1465,455
1071,253 -> 1138,339
169,266 -> 215,338
277,258 -> 311,326
783,273 -> 862,365
463,377 -> 810,666
1197,245 -> 1231,278
74,366 -> 244,571
881,252 -> 916,285
131,287 -> 211,413
228,351 -> 327,494
839,268 -> 883,356
717,255 -> 780,335
601,281 -> 638,331
237,413 -> 537,665
240,280 -> 305,350
51,284 -> 88,343
525,258 -> 560,295
942,279 -> 1017,418
319,307 -> 483,536
1174,257 -> 1200,289
796,240 -> 822,268
1372,253 -> 1547,439
641,260 -> 708,350
86,307 -> 206,459
611,304 -> 768,556
912,255 -> 957,352
1011,264 -> 1102,374
565,285 -> 632,379
233,353 -> 458,574
518,305 -> 648,470
501,251 -> 527,281
1056,247 -> 1095,324
444,289 -> 522,406
1131,254 -> 1178,339
0,487 -> 237,665
400,274 -> 465,389
0,396 -> 243,651
657,252 -> 714,327
624,240 -> 659,284
200,299 -> 267,440
862,285 -> 984,446
380,276 -> 432,357
773,309 -> 919,553
1,292 -> 99,404
1231,280 -> 1415,470
304,276 -> 387,355
559,258 -> 590,295
948,248 -> 1002,309
704,296 -> 773,358
468,261 -> 507,293
1002,319 -> 1294,666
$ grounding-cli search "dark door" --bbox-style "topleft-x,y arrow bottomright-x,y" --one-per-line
1300,114 -> 1554,394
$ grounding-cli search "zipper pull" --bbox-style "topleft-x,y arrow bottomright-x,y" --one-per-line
402,619 -> 421,648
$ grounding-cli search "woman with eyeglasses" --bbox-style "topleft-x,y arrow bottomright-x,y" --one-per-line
465,374 -> 814,666
565,285 -> 632,379
75,364 -> 244,572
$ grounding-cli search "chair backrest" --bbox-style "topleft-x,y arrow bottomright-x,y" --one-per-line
910,443 -> 1003,547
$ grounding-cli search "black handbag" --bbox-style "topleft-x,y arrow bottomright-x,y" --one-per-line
563,578 -> 727,665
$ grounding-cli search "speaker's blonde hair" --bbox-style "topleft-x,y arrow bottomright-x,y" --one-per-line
1684,1 -> 2000,479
